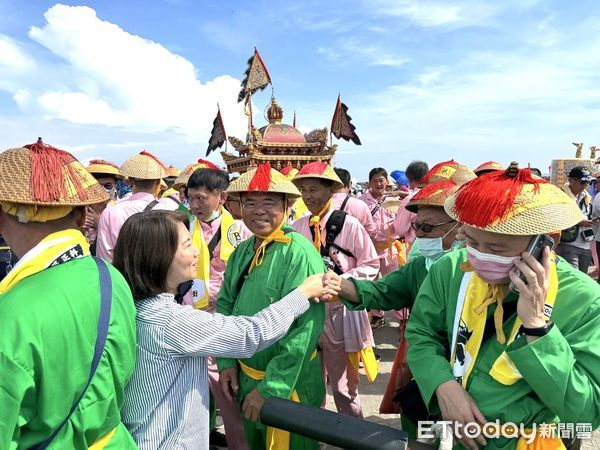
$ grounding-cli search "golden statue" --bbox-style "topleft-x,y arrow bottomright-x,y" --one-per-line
573,142 -> 583,158
591,146 -> 597,160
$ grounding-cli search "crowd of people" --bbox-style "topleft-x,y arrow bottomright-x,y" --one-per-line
1,140 -> 600,450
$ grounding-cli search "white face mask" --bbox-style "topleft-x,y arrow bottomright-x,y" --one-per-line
413,223 -> 458,261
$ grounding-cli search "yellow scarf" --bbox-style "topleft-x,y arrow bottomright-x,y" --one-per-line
309,200 -> 332,252
249,217 -> 291,272
0,229 -> 90,295
190,207 -> 240,309
451,253 -> 559,387
348,347 -> 379,382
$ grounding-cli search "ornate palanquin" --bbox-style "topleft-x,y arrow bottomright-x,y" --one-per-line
221,98 -> 337,174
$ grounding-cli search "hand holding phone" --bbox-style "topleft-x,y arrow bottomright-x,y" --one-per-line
509,234 -> 554,293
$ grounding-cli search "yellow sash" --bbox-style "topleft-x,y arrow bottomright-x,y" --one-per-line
89,427 -> 117,449
0,229 -> 90,295
239,350 -> 318,450
451,253 -> 558,387
347,347 -> 379,382
190,208 -> 240,309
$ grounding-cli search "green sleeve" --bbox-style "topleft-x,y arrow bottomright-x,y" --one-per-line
0,352 -> 35,449
257,246 -> 325,399
215,247 -> 244,372
405,263 -> 454,415
343,258 -> 426,312
508,300 -> 600,428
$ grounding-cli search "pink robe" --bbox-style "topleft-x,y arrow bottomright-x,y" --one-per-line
293,207 -> 379,417
358,191 -> 400,276
393,189 -> 419,245
96,192 -> 177,263
331,192 -> 376,236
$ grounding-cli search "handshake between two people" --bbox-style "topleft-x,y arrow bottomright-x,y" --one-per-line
297,271 -> 344,303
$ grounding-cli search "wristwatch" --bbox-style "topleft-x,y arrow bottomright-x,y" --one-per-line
520,321 -> 554,336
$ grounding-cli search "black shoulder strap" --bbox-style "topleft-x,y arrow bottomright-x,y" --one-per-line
33,257 -> 112,450
165,196 -> 182,207
235,228 -> 295,296
143,199 -> 160,211
370,200 -> 382,216
325,210 -> 354,258
207,227 -> 222,261
308,211 -> 354,275
340,194 -> 351,212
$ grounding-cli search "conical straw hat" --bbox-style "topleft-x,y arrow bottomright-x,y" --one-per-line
444,163 -> 583,235
227,163 -> 301,199
87,159 -> 123,179
0,142 -> 108,207
172,159 -> 219,190
292,161 -> 343,190
120,151 -> 169,180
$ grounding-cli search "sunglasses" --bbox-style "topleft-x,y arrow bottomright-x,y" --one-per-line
411,220 -> 456,233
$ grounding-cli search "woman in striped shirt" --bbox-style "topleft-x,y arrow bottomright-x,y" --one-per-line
114,210 -> 338,449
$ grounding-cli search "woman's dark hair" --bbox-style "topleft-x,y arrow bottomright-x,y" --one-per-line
113,210 -> 189,301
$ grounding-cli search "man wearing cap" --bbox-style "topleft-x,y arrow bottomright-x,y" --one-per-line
85,159 -> 122,254
322,162 -> 475,432
96,151 -> 178,263
217,163 -> 326,450
184,166 -> 251,449
332,167 -> 376,235
556,166 -> 596,274
405,164 -> 600,449
0,141 -> 137,448
292,161 -> 380,419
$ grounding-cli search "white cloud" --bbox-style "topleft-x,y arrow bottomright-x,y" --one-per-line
348,21 -> 600,173
0,3 -> 247,157
318,38 -> 409,68
367,0 -> 540,28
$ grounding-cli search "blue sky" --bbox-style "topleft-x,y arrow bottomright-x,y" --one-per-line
0,0 -> 599,179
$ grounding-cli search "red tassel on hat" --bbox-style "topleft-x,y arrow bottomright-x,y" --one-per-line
299,161 -> 328,175
453,162 -> 547,227
421,160 -> 457,184
248,163 -> 273,192
139,150 -> 167,170
26,139 -> 86,202
197,159 -> 219,170
412,180 -> 456,200
280,165 -> 296,177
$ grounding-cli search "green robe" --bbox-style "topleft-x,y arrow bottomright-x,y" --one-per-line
406,249 -> 600,449
0,256 -> 137,449
344,255 -> 428,312
216,226 -> 326,450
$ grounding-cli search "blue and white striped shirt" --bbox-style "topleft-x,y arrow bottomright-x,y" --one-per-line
121,289 -> 309,449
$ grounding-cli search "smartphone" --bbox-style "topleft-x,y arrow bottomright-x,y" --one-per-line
509,234 -> 555,293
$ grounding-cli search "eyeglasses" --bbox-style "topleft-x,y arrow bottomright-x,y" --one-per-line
101,183 -> 115,191
241,200 -> 282,211
411,220 -> 456,233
